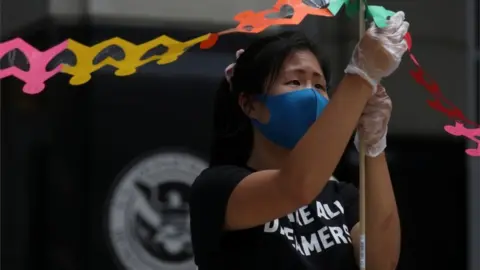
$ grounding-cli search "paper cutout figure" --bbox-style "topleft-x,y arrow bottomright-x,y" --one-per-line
344,0 -> 359,18
0,0 -> 477,157
406,34 -> 476,125
331,0 -> 394,28
62,34 -> 211,85
0,1 -> 401,90
304,0 -> 330,9
222,0 -> 333,34
444,123 -> 480,157
0,38 -> 67,94
200,34 -> 219,49
404,32 -> 421,67
409,66 -> 477,127
405,32 -> 412,49
366,5 -> 395,28
406,32 -> 480,156
328,0 -> 348,16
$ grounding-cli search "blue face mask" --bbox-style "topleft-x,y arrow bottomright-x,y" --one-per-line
251,88 -> 328,149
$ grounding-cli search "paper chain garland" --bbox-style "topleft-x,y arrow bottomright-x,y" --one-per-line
0,0 -> 479,156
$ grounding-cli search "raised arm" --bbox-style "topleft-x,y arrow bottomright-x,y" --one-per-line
225,75 -> 371,230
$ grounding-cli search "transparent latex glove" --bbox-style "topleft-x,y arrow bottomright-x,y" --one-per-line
354,85 -> 392,157
345,11 -> 410,93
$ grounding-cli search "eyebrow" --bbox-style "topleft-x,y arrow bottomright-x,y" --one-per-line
284,68 -> 324,78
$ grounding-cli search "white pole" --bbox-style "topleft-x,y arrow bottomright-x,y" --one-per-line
358,1 -> 366,270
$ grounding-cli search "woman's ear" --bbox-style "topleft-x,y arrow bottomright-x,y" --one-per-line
238,92 -> 254,117
238,93 -> 269,123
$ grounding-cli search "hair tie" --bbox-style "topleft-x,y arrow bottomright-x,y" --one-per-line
224,49 -> 245,86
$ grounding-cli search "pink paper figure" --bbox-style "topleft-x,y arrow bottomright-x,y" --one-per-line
444,122 -> 480,156
0,38 -> 68,94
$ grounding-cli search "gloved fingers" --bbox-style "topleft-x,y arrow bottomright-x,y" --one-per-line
373,93 -> 392,108
384,38 -> 409,59
368,11 -> 405,37
382,11 -> 406,35
389,11 -> 405,27
346,12 -> 409,85
364,91 -> 392,113
390,21 -> 410,43
356,84 -> 391,155
357,119 -> 389,145
361,107 -> 392,123
366,21 -> 380,37
359,129 -> 387,158
376,84 -> 387,94
357,127 -> 385,145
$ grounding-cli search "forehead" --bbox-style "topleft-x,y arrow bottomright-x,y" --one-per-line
281,50 -> 323,76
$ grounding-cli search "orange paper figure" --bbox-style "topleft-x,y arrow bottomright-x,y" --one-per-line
221,0 -> 333,35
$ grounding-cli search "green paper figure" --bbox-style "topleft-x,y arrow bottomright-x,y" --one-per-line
327,0 -> 349,16
347,1 -> 361,18
328,0 -> 395,28
366,5 -> 395,28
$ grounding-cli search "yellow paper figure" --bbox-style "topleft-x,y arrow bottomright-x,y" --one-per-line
62,34 -> 211,85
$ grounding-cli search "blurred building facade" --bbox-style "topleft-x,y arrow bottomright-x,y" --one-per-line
1,0 -> 478,270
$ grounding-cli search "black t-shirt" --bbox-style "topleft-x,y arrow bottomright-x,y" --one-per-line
189,165 -> 359,270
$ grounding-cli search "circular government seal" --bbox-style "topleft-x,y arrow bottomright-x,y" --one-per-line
105,151 -> 207,270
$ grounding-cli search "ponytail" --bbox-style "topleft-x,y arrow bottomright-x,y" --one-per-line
209,79 -> 253,166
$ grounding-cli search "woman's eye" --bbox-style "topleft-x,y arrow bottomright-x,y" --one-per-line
315,84 -> 326,90
287,80 -> 301,86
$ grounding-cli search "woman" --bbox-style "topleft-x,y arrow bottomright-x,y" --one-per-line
189,11 -> 409,270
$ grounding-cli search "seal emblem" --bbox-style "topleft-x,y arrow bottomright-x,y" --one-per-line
106,151 -> 207,270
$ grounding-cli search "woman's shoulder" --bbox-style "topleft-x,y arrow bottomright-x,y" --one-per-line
194,165 -> 253,184
190,165 -> 253,198
198,165 -> 253,178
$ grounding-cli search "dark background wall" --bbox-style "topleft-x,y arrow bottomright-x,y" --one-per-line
0,0 -> 477,270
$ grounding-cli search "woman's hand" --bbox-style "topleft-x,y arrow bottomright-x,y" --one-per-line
354,85 -> 392,157
345,11 -> 409,93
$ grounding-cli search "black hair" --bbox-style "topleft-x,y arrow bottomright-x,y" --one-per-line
209,30 -> 331,167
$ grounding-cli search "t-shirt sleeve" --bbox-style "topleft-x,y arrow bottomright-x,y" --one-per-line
337,181 -> 359,231
189,165 -> 253,264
